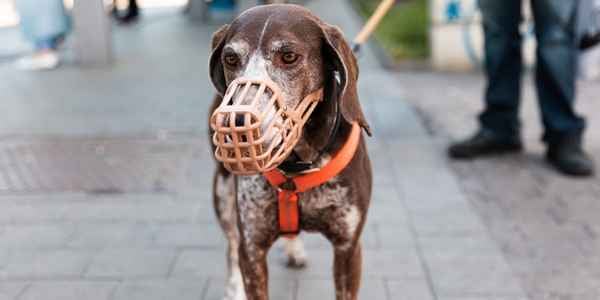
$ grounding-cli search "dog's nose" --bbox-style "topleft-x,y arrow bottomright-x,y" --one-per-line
235,115 -> 245,127
221,114 -> 247,127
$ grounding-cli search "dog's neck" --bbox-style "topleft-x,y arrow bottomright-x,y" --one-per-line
279,87 -> 349,173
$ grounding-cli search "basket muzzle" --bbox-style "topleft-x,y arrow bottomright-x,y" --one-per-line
210,78 -> 324,175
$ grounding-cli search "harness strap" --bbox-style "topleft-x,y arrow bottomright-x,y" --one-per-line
263,122 -> 362,236
278,191 -> 299,235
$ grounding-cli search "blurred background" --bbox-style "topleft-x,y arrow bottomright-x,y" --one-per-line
0,1 -> 599,299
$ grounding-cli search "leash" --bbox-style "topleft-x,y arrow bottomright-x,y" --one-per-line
351,0 -> 396,53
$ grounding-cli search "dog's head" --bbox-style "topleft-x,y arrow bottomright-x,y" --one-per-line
209,4 -> 370,174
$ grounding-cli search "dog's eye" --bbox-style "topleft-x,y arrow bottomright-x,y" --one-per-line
224,54 -> 240,67
281,52 -> 299,65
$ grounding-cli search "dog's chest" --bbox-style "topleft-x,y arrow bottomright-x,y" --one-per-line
236,175 -> 358,234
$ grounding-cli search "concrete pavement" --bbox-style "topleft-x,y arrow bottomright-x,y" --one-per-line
400,71 -> 600,300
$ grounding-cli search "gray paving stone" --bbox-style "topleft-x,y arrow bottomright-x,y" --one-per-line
113,279 -> 206,300
171,190 -> 215,223
171,250 -> 226,279
401,193 -> 469,217
86,249 -> 176,279
423,249 -> 525,297
367,185 -> 408,226
367,142 -> 399,186
153,223 -> 224,248
0,193 -> 88,204
0,225 -> 73,248
0,250 -> 90,279
0,203 -> 67,224
394,167 -> 466,207
66,223 -> 157,249
371,184 -> 405,206
19,281 -> 116,300
439,297 -> 529,300
368,199 -> 410,225
61,200 -> 200,223
418,235 -> 503,258
418,236 -> 526,297
409,205 -> 488,237
386,279 -> 434,300
204,278 -> 295,300
0,250 -> 9,270
0,282 -> 29,300
376,223 -> 415,249
362,250 -> 426,280
297,278 -> 387,300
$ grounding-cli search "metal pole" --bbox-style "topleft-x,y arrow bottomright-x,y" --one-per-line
72,0 -> 113,66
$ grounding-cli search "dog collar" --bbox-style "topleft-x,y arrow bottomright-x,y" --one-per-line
263,122 -> 362,236
277,74 -> 343,174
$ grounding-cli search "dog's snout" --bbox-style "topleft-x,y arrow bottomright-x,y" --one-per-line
220,114 -> 248,127
235,115 -> 245,127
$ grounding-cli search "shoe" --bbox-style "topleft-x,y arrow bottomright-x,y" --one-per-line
448,129 -> 523,159
15,51 -> 60,71
580,32 -> 600,50
117,13 -> 139,24
546,135 -> 595,177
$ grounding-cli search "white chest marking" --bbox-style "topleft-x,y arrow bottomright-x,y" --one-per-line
344,205 -> 361,236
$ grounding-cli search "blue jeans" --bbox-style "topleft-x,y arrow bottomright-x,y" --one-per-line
478,0 -> 585,144
15,0 -> 70,50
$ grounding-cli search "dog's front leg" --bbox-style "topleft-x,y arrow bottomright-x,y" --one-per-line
235,175 -> 278,300
213,170 -> 246,300
333,241 -> 363,300
238,237 -> 270,300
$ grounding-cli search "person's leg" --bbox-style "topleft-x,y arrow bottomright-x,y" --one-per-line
130,0 -> 139,15
449,0 -> 524,159
113,0 -> 140,23
34,38 -> 57,51
531,0 -> 584,141
531,0 -> 594,176
14,0 -> 68,70
478,0 -> 523,141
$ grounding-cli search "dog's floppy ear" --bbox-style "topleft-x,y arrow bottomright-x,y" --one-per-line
322,24 -> 372,136
209,24 -> 230,96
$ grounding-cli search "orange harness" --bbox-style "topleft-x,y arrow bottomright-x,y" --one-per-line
263,122 -> 362,236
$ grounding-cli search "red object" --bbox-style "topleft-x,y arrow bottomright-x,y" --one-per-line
263,122 -> 362,236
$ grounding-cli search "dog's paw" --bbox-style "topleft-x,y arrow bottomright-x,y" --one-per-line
223,287 -> 246,300
284,237 -> 308,269
224,267 -> 246,300
224,282 -> 246,300
286,254 -> 307,269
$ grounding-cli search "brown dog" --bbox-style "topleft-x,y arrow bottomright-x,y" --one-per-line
209,4 -> 372,300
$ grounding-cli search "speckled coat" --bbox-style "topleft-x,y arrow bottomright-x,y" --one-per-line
208,5 -> 372,300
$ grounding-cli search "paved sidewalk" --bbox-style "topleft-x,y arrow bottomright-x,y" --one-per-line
0,1 -> 528,300
400,71 -> 600,300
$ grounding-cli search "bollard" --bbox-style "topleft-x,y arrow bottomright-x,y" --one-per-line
72,0 -> 113,66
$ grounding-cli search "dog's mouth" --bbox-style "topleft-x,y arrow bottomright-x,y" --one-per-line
210,78 -> 323,175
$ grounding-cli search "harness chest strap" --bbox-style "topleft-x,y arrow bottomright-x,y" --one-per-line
263,122 -> 362,235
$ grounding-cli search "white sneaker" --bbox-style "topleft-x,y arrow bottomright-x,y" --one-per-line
15,51 -> 60,71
